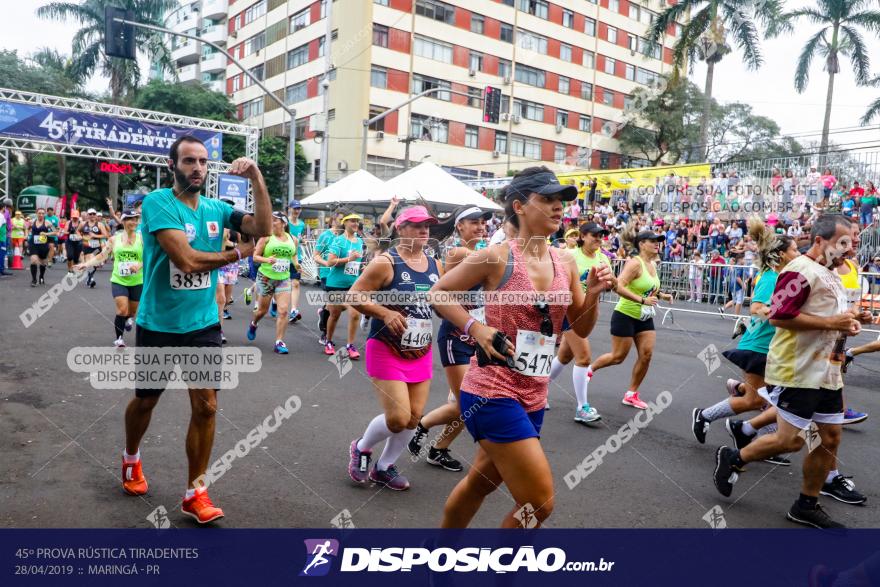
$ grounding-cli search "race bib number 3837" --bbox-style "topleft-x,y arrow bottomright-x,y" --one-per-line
170,261 -> 210,290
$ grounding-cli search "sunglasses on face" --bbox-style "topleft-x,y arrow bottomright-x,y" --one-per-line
534,299 -> 553,337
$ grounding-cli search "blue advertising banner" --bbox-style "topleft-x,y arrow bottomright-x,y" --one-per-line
0,100 -> 223,161
2,529 -> 878,586
217,174 -> 249,210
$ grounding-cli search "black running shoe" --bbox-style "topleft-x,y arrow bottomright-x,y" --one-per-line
763,454 -> 792,466
713,446 -> 743,497
427,448 -> 463,472
821,475 -> 867,505
691,408 -> 710,444
725,419 -> 754,451
842,349 -> 854,374
407,423 -> 428,458
30,280 -> 37,287
786,501 -> 846,530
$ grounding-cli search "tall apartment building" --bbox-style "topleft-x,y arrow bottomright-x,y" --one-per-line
225,0 -> 684,194
161,0 -> 231,93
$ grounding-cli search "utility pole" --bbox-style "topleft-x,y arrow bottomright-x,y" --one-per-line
400,135 -> 418,170
317,0 -> 333,188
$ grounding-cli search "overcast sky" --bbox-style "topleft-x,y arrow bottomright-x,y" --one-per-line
3,1 -> 878,149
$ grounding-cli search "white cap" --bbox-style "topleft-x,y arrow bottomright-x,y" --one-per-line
87,208 -> 97,214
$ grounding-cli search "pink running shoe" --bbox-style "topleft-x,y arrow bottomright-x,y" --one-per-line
622,391 -> 648,410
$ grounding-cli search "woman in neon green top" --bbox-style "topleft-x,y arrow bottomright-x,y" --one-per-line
247,212 -> 298,354
75,209 -> 143,348
550,222 -> 614,422
585,224 -> 673,410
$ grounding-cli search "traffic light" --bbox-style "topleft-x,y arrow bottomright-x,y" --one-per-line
105,6 -> 136,60
483,86 -> 501,124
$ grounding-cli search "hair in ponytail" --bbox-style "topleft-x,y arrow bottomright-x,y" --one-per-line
749,215 -> 793,272
619,220 -> 639,253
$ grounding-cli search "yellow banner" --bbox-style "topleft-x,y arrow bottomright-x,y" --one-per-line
558,163 -> 712,198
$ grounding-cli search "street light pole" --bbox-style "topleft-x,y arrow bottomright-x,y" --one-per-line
113,17 -> 298,203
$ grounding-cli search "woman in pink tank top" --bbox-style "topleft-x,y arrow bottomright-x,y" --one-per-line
431,167 -> 613,528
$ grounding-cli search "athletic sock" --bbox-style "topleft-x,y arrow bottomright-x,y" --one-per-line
825,469 -> 840,484
377,428 -> 416,471
573,365 -> 591,407
184,488 -> 197,500
123,450 -> 140,464
583,365 -> 594,396
39,264 -> 46,280
114,315 -> 127,339
701,398 -> 736,422
30,264 -> 37,281
357,414 -> 392,453
87,267 -> 97,281
742,421 -> 757,436
548,357 -> 565,383
798,493 -> 818,510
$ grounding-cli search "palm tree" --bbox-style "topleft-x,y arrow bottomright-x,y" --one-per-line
37,0 -> 176,200
648,1 -> 782,161
862,76 -> 880,125
772,0 -> 880,155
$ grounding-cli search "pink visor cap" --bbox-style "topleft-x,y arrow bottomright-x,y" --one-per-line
395,205 -> 438,227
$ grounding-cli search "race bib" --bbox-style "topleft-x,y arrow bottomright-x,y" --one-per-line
169,261 -> 210,290
35,234 -> 47,244
344,260 -> 361,276
118,262 -> 138,277
272,259 -> 290,273
400,317 -> 432,349
88,239 -> 100,248
468,306 -> 486,324
70,233 -> 82,241
846,287 -> 861,305
513,330 -> 556,377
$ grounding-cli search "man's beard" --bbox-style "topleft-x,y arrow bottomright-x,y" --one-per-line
174,168 -> 203,194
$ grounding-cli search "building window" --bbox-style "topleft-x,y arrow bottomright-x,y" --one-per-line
513,98 -> 544,121
637,67 -> 660,86
290,8 -> 309,31
629,4 -> 655,26
469,51 -> 483,72
518,0 -> 548,19
232,75 -> 241,92
556,110 -> 568,127
250,64 -> 264,82
287,44 -> 308,69
515,64 -> 545,87
286,81 -> 308,104
562,9 -> 574,28
498,59 -> 511,79
413,35 -> 453,63
604,57 -> 615,75
468,86 -> 482,108
374,0 -> 390,5
583,50 -> 594,69
500,23 -> 514,43
245,0 -> 267,24
415,0 -> 455,24
373,24 -> 389,47
558,76 -> 570,95
625,63 -> 635,81
585,17 -> 596,37
494,131 -> 508,153
510,135 -> 541,159
295,118 -> 308,140
554,144 -> 566,164
314,159 -> 320,183
602,89 -> 614,106
579,114 -> 591,131
636,37 -> 662,59
412,73 -> 451,100
607,26 -> 617,44
560,43 -> 572,62
600,151 -> 610,169
517,30 -> 547,54
245,32 -> 266,55
628,33 -> 637,51
317,37 -> 326,57
242,97 -> 263,119
608,0 -> 619,12
470,14 -> 484,34
624,95 -> 634,111
581,82 -> 592,100
320,0 -> 327,19
368,108 -> 386,131
411,114 -> 448,143
465,125 -> 479,148
371,66 -> 387,88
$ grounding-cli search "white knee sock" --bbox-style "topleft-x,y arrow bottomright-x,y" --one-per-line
357,414 -> 391,453
573,365 -> 591,408
548,357 -> 565,383
377,428 -> 416,471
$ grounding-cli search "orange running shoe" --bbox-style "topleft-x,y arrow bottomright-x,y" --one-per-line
181,489 -> 224,524
122,457 -> 148,496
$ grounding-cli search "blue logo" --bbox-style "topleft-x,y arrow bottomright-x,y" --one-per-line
300,539 -> 339,577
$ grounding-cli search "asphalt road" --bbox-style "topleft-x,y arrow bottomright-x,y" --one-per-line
2,264 -> 879,529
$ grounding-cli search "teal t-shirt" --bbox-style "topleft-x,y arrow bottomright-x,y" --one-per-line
315,229 -> 336,279
287,219 -> 306,259
737,269 -> 778,355
137,188 -> 233,334
325,233 -> 364,289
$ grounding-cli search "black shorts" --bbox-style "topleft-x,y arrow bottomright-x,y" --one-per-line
111,282 -> 143,302
31,245 -> 50,260
609,310 -> 655,338
134,323 -> 222,398
325,285 -> 350,306
762,385 -> 844,429
438,330 -> 476,367
83,246 -> 101,256
65,240 -> 83,262
722,349 -> 767,377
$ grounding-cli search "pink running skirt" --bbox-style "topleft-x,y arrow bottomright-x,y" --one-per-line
365,338 -> 433,383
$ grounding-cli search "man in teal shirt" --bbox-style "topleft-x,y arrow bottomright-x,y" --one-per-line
123,135 -> 271,524
45,208 -> 60,264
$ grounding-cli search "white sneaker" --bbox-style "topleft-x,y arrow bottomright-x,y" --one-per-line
113,337 -> 126,348
574,404 -> 602,424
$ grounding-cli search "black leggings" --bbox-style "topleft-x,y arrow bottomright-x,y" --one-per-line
65,240 -> 83,264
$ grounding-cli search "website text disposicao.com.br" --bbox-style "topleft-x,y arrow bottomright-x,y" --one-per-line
336,546 -> 615,574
